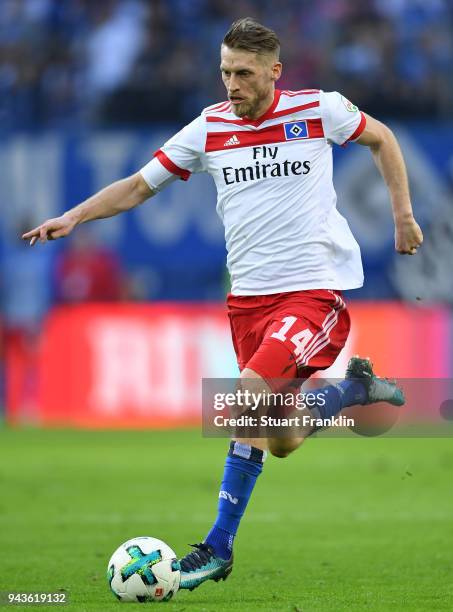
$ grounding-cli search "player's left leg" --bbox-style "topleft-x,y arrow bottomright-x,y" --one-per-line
179,369 -> 270,591
178,290 -> 352,589
180,362 -> 364,589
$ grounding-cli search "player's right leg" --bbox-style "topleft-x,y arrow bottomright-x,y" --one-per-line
345,356 -> 404,405
266,355 -> 405,456
244,291 -> 404,455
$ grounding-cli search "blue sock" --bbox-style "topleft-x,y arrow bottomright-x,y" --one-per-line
309,380 -> 367,420
204,442 -> 266,560
336,379 -> 367,408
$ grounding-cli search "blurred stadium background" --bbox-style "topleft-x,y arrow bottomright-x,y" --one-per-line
1,0 -> 452,427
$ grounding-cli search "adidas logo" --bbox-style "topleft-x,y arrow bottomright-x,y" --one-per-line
224,134 -> 240,147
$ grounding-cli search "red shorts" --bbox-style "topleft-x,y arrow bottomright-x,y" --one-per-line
227,289 -> 350,389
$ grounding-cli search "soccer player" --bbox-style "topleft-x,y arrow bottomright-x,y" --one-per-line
23,18 -> 423,591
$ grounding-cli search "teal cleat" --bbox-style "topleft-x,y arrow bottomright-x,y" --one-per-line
345,356 -> 405,406
179,543 -> 233,591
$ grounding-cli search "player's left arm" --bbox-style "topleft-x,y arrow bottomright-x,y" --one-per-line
356,113 -> 423,255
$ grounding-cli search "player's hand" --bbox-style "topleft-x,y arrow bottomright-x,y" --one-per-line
21,213 -> 78,246
395,216 -> 423,255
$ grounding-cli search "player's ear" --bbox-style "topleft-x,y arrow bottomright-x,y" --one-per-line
271,61 -> 282,82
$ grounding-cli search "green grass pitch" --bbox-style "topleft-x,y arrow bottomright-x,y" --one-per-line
0,428 -> 452,611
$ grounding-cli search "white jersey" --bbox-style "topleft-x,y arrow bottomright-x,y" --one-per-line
140,89 -> 367,295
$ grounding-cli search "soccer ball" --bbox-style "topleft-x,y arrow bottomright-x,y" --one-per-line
107,536 -> 180,603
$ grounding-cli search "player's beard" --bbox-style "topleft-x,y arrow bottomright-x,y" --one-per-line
231,85 -> 271,119
231,100 -> 252,118
231,102 -> 250,117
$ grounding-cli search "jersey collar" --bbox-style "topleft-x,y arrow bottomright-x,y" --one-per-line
236,89 -> 281,127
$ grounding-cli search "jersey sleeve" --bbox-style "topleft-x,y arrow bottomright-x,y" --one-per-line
140,115 -> 206,191
319,91 -> 366,146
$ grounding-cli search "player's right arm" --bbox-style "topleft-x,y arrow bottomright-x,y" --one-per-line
23,115 -> 205,246
22,172 -> 154,245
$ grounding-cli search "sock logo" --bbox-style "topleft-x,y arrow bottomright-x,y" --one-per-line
227,534 -> 234,550
219,490 -> 238,505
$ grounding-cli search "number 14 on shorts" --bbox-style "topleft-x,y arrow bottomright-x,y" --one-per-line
271,316 -> 314,360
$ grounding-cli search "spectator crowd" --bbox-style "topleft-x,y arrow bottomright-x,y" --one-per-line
0,0 -> 452,129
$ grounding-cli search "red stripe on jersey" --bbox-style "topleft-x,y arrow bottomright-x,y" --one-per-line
154,150 -> 191,180
205,118 -> 324,152
268,101 -> 320,119
205,101 -> 230,114
217,102 -> 231,112
206,101 -> 320,125
206,116 -> 258,125
281,89 -> 320,96
342,111 -> 367,146
205,100 -> 229,111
